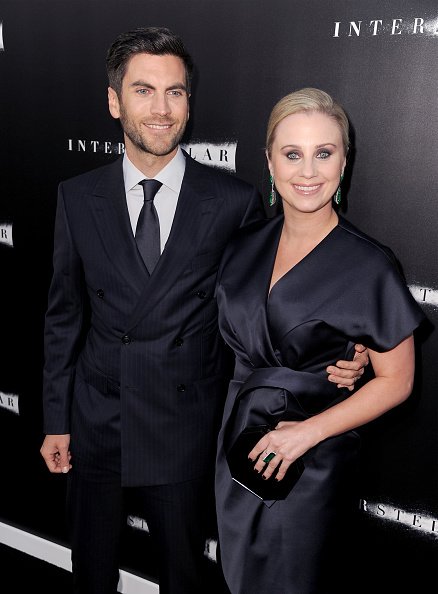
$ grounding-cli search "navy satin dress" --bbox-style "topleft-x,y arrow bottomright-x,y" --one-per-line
215,215 -> 425,594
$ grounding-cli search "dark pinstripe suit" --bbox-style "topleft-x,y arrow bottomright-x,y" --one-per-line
42,151 -> 263,593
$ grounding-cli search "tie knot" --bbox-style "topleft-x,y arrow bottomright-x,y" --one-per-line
139,179 -> 162,202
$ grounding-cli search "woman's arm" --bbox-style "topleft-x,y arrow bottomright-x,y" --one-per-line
250,335 -> 415,480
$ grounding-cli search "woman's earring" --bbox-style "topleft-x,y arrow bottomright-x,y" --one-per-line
269,174 -> 276,206
334,173 -> 344,205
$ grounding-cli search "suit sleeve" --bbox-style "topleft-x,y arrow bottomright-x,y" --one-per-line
42,184 -> 86,434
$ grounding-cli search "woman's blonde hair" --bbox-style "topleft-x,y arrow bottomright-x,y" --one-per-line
266,88 -> 350,157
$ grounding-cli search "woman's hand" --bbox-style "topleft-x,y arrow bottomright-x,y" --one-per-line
248,420 -> 316,481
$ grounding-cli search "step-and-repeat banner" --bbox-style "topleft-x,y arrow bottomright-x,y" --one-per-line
1,0 -> 437,590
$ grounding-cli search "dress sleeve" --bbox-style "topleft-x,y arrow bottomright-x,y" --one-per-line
345,248 -> 426,352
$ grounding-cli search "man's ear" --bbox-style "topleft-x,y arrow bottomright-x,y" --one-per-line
108,87 -> 120,119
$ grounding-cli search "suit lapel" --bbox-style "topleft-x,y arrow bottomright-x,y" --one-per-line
88,159 -> 148,295
125,155 -> 223,330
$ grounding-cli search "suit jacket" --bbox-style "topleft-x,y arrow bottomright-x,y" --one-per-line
42,152 -> 263,486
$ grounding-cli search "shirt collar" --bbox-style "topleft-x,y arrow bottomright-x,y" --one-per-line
123,146 -> 186,194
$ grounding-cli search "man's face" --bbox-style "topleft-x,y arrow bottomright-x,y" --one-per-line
108,53 -> 190,163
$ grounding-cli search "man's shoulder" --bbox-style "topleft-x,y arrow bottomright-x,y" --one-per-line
183,151 -> 257,193
59,158 -> 122,191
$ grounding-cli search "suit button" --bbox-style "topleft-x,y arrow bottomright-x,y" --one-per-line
174,337 -> 184,346
196,290 -> 207,299
121,335 -> 131,345
96,289 -> 104,299
177,384 -> 186,392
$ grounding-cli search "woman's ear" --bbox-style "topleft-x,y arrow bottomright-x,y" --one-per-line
266,150 -> 273,176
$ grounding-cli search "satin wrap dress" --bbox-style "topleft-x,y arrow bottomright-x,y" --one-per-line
215,215 -> 424,594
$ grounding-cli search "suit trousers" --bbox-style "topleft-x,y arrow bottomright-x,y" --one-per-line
67,470 -> 230,594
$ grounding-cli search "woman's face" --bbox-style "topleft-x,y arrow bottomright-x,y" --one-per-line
267,111 -> 346,216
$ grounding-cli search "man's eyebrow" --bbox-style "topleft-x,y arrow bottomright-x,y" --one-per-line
130,80 -> 188,92
130,80 -> 155,89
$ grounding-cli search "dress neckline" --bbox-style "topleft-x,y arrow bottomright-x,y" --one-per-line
268,222 -> 339,300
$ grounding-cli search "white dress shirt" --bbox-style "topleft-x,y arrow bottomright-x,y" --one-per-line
123,147 -> 186,253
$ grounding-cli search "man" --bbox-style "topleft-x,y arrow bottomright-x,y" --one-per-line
40,27 -> 366,594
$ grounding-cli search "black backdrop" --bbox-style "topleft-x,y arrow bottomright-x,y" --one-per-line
1,0 -> 437,590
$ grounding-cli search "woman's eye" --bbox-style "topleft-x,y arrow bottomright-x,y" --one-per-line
318,150 -> 331,159
286,152 -> 300,160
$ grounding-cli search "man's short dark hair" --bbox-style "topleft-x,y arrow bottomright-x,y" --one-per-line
106,26 -> 194,96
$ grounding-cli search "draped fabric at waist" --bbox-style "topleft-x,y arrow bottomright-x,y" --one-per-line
223,364 -> 349,456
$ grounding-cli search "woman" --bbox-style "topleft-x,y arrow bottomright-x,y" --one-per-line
214,88 -> 425,593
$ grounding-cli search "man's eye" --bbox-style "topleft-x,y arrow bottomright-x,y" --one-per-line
168,90 -> 183,96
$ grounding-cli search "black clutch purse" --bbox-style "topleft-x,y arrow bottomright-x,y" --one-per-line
226,424 -> 305,501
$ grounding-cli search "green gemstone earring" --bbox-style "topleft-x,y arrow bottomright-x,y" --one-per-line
269,174 -> 276,206
334,173 -> 344,205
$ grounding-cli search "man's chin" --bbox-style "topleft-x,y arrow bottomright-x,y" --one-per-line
137,140 -> 179,158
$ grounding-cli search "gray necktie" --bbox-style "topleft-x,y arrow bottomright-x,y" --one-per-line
136,179 -> 163,273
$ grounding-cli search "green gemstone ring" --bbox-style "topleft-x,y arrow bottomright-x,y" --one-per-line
262,451 -> 276,464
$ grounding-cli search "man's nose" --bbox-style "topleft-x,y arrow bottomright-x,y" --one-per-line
150,92 -> 171,116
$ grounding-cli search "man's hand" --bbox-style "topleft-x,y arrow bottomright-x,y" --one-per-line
40,434 -> 72,474
326,344 -> 370,391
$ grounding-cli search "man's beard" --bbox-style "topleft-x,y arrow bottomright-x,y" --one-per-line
119,104 -> 187,157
